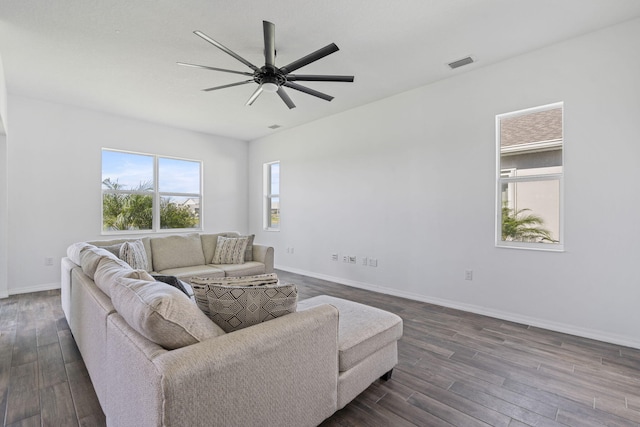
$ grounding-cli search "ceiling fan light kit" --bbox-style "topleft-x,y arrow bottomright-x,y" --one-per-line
178,21 -> 354,109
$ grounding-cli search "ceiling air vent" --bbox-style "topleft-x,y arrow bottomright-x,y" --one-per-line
448,56 -> 474,70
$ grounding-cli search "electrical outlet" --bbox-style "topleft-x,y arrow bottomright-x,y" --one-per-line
342,255 -> 349,263
348,256 -> 356,264
368,258 -> 378,267
465,270 -> 473,281
361,257 -> 368,266
331,253 -> 338,261
44,257 -> 54,266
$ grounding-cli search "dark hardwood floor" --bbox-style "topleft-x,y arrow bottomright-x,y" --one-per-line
2,270 -> 640,426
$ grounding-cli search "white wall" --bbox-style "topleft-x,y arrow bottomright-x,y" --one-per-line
6,95 -> 248,294
0,133 -> 7,298
249,19 -> 640,347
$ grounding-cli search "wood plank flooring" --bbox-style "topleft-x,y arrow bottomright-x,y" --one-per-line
2,270 -> 640,426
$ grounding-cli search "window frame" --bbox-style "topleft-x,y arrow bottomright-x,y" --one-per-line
495,102 -> 564,251
263,161 -> 280,231
101,148 -> 203,235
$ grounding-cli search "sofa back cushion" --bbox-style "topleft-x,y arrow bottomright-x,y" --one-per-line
150,233 -> 205,271
79,246 -> 121,279
94,256 -> 154,297
111,277 -> 225,349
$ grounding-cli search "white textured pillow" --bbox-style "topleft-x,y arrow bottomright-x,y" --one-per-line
119,239 -> 149,271
212,236 -> 249,264
111,277 -> 225,349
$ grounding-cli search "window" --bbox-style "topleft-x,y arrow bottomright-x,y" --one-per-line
496,103 -> 563,250
264,161 -> 280,230
102,149 -> 202,233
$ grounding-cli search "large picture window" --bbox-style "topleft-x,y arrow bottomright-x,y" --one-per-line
102,149 -> 202,233
264,161 -> 280,230
496,103 -> 563,250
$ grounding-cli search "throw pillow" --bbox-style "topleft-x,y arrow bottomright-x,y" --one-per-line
119,240 -> 149,271
212,236 -> 249,265
101,243 -> 123,258
152,275 -> 190,296
111,277 -> 225,350
190,273 -> 278,288
191,282 -> 298,333
244,234 -> 255,262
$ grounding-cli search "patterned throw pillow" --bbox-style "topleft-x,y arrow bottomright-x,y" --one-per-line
119,239 -> 149,271
191,282 -> 298,333
190,273 -> 278,288
212,236 -> 249,264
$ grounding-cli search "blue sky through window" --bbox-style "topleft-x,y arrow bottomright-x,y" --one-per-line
102,150 -> 200,194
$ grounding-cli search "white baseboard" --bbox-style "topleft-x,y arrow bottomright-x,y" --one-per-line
276,265 -> 640,350
9,282 -> 61,296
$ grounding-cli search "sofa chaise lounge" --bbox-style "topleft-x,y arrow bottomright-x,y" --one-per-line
60,232 -> 403,426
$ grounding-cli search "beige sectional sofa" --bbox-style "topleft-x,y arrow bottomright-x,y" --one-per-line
60,232 -> 403,426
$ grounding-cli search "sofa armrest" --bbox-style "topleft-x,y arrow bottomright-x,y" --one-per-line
156,304 -> 338,427
252,244 -> 274,273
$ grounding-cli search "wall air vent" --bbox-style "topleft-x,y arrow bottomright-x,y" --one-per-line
448,56 -> 474,70
268,124 -> 282,129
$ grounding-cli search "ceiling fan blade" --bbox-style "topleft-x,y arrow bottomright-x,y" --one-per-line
246,85 -> 264,106
194,30 -> 260,72
263,21 -> 276,69
202,80 -> 254,92
277,87 -> 296,109
280,43 -> 339,74
286,74 -> 354,82
284,82 -> 334,101
177,62 -> 254,76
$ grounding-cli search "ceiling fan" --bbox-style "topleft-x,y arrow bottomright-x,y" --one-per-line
178,20 -> 354,109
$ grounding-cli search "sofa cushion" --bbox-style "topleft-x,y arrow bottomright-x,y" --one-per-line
151,233 -> 205,271
67,242 -> 94,265
94,256 -> 155,297
190,273 -> 278,287
111,277 -> 225,349
212,236 -> 249,264
191,282 -> 298,333
79,246 -> 121,279
119,239 -> 150,271
201,232 -> 239,264
298,295 -> 403,372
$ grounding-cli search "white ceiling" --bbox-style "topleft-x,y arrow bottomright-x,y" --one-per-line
1,0 -> 640,141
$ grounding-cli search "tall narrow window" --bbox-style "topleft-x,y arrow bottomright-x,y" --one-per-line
102,149 -> 202,233
496,103 -> 563,250
264,161 -> 280,230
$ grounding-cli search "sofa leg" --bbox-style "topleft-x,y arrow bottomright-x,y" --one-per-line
380,369 -> 393,381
